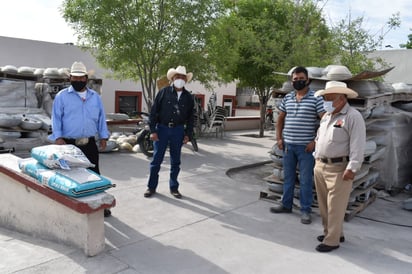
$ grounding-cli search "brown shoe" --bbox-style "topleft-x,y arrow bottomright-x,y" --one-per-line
170,189 -> 182,199
144,188 -> 156,198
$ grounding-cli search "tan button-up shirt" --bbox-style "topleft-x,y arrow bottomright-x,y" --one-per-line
315,103 -> 366,172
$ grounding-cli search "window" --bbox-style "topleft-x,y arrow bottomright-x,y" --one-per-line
115,91 -> 142,116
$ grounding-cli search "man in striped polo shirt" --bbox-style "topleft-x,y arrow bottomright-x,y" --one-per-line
270,66 -> 325,224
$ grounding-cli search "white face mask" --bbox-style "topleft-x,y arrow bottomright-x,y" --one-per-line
173,79 -> 186,89
323,100 -> 336,113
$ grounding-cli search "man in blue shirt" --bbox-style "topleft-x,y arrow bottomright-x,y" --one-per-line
144,66 -> 195,199
270,66 -> 324,224
49,61 -> 111,216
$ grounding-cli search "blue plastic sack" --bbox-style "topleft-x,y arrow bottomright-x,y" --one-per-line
19,158 -> 113,197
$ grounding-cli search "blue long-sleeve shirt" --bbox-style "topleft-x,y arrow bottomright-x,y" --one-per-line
49,86 -> 110,141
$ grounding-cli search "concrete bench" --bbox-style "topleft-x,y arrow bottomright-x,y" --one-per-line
0,154 -> 115,256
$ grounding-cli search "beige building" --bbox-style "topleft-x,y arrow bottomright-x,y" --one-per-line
368,49 -> 412,85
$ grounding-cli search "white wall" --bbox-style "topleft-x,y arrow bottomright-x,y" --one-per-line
367,49 -> 412,85
0,36 -> 236,114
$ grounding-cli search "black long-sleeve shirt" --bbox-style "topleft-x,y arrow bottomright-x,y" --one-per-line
149,85 -> 195,137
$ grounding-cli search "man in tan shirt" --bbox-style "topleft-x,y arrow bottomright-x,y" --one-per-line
313,81 -> 366,252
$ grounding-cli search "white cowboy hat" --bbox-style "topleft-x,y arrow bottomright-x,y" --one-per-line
166,65 -> 193,82
315,81 -> 358,98
70,61 -> 88,76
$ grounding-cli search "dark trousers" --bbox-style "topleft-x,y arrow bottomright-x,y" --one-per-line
147,124 -> 184,190
63,137 -> 100,174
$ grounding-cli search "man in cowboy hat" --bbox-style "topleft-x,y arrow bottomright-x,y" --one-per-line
313,80 -> 366,252
50,61 -> 112,217
144,65 -> 195,199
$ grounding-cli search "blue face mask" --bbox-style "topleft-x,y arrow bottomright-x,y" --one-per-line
323,100 -> 335,113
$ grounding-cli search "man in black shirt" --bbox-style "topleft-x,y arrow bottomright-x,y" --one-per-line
144,66 -> 195,199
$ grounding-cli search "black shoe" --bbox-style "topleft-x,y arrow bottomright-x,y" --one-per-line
300,212 -> 312,224
144,188 -> 156,198
316,243 -> 339,252
170,189 -> 182,199
104,209 -> 111,217
270,204 -> 292,213
317,235 -> 345,243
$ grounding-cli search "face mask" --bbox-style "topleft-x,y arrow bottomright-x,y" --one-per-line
292,80 -> 307,91
71,81 -> 87,91
173,79 -> 186,89
323,100 -> 336,113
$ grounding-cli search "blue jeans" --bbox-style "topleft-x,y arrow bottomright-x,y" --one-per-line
147,124 -> 184,191
281,143 -> 314,213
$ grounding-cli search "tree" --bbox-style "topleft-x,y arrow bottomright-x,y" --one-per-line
207,0 -> 336,137
61,0 -> 224,111
330,12 -> 400,73
400,29 -> 412,49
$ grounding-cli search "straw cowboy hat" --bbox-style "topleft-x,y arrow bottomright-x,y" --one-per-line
70,61 -> 88,76
166,65 -> 193,82
315,81 -> 358,98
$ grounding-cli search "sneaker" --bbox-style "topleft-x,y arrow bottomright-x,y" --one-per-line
300,212 -> 312,224
269,204 -> 292,213
144,188 -> 156,198
170,189 -> 182,199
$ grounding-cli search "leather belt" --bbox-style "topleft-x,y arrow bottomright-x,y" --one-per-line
161,122 -> 181,128
317,156 -> 349,164
63,137 -> 94,146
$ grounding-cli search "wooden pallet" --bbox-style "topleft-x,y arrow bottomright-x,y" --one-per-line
348,93 -> 393,110
259,189 -> 319,209
345,193 -> 376,221
260,182 -> 378,222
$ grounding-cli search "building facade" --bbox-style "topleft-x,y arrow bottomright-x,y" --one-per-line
0,36 -> 237,115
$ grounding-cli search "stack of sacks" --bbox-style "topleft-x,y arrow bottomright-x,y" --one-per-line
18,144 -> 113,197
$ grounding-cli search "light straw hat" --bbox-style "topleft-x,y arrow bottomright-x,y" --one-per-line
314,81 -> 358,98
70,61 -> 87,76
166,65 -> 193,82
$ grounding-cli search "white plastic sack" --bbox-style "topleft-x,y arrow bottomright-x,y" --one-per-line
31,144 -> 94,169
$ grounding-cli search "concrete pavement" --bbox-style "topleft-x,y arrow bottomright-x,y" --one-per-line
1,130 -> 411,274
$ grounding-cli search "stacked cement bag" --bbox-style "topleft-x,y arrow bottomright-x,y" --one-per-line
367,105 -> 412,190
270,64 -> 412,207
0,79 -> 38,108
19,144 -> 114,197
0,111 -> 50,156
0,66 -> 53,155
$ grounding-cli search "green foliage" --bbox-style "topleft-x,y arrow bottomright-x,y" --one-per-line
400,29 -> 412,49
207,0 -> 336,136
62,0 -> 224,109
331,12 -> 400,74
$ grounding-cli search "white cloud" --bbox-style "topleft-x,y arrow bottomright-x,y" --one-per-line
0,0 -> 77,44
1,0 -> 411,48
322,0 -> 412,48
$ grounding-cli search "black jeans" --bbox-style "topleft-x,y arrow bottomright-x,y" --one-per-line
63,137 -> 100,174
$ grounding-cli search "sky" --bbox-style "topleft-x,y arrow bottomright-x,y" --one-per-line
0,0 -> 411,49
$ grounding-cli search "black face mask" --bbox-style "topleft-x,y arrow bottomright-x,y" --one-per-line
292,80 -> 307,91
71,81 -> 87,91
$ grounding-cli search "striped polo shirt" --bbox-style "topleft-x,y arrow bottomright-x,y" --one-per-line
278,89 -> 324,145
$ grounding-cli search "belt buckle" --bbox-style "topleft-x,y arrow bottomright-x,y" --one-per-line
75,137 -> 89,146
168,122 -> 174,128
